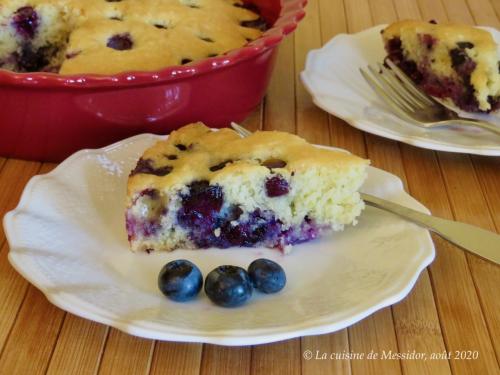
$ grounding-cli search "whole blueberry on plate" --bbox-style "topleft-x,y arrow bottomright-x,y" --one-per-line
248,258 -> 286,293
158,259 -> 203,302
204,265 -> 253,307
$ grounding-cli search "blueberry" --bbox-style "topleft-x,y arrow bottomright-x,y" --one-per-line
17,44 -> 49,72
130,158 -> 173,176
12,7 -> 39,39
421,34 -> 436,50
209,159 -> 233,172
265,175 -> 289,197
261,158 -> 287,169
107,33 -> 133,50
177,180 -> 223,228
450,48 -> 468,67
248,258 -> 286,294
175,144 -> 187,150
204,266 -> 253,307
158,260 -> 203,302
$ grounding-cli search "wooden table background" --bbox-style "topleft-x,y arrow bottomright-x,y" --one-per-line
1,0 -> 499,374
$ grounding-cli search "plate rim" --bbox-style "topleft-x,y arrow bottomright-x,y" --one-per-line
3,133 -> 435,346
300,24 -> 500,156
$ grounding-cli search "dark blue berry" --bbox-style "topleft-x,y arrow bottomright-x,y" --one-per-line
421,34 -> 436,50
177,180 -> 223,228
450,48 -> 468,67
209,160 -> 233,172
240,17 -> 267,31
175,144 -> 187,150
261,159 -> 287,169
248,259 -> 286,294
449,48 -> 476,76
265,175 -> 289,197
158,260 -> 203,302
12,7 -> 39,39
130,158 -> 172,176
457,41 -> 474,49
204,266 -> 253,307
107,33 -> 133,50
219,223 -> 250,246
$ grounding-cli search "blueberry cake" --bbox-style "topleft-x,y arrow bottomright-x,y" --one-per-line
126,123 -> 369,253
382,20 -> 500,112
0,0 -> 266,74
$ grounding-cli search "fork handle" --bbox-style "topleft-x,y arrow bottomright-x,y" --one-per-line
361,193 -> 500,265
455,119 -> 500,136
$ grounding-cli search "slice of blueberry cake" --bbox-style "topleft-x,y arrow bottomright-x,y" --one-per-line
0,0 -> 266,74
382,20 -> 500,112
126,123 -> 369,253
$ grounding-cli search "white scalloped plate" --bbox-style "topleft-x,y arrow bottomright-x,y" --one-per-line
3,134 -> 434,346
301,25 -> 500,156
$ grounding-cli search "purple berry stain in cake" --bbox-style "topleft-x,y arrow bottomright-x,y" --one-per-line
12,7 -> 39,39
126,213 -> 161,241
17,44 -> 53,72
107,33 -> 133,50
173,179 -> 319,251
126,188 -> 163,241
282,216 -> 321,245
216,209 -> 282,248
177,181 -> 223,229
265,175 -> 289,197
450,47 -> 476,75
384,37 -> 422,83
419,34 -> 436,50
385,37 -> 403,62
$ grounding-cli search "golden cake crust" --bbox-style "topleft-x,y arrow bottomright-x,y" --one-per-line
127,122 -> 369,203
382,20 -> 497,51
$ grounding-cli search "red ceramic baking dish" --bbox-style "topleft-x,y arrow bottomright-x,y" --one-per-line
0,0 -> 306,162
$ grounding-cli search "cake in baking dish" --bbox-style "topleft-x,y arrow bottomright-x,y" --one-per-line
0,0 -> 265,75
382,20 -> 500,112
125,123 -> 369,253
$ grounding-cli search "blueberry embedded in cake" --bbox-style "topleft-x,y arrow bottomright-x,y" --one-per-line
0,0 -> 267,75
126,123 -> 369,253
381,20 -> 500,112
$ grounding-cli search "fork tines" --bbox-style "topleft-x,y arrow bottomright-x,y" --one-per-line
359,61 -> 434,121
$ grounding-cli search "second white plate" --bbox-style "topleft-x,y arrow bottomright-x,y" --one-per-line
301,25 -> 500,156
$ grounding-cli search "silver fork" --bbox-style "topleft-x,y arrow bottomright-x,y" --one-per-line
360,59 -> 500,136
230,122 -> 500,264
